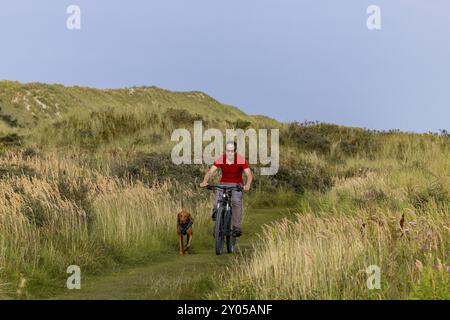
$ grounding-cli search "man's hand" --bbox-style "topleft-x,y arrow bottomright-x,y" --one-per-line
200,181 -> 208,188
243,184 -> 250,192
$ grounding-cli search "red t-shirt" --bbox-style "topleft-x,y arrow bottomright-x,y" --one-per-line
213,153 -> 249,184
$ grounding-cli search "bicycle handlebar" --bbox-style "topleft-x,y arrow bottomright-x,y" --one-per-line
202,184 -> 243,192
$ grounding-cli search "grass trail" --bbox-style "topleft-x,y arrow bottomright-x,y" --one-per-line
50,207 -> 293,300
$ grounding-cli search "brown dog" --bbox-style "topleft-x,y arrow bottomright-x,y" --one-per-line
177,210 -> 193,255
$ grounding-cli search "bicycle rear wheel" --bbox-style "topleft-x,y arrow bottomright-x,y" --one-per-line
214,207 -> 225,255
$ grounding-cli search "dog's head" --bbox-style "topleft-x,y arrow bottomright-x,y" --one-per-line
177,210 -> 192,225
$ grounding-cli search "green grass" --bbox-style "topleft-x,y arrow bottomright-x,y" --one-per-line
47,207 -> 294,300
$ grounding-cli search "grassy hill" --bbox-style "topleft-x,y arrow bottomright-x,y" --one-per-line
0,81 -> 448,299
0,80 -> 277,129
0,80 -> 280,153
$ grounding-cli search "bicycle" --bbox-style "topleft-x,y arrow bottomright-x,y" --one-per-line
203,184 -> 243,255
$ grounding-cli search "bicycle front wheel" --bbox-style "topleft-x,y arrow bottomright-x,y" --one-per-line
214,206 -> 225,255
225,208 -> 236,253
226,235 -> 236,253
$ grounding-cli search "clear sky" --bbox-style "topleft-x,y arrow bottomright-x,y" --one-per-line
0,0 -> 448,132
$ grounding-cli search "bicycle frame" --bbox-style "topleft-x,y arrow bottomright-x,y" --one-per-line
204,184 -> 242,254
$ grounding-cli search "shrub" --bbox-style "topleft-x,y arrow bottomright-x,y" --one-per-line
284,121 -> 380,158
0,106 -> 19,127
164,108 -> 204,126
0,164 -> 37,179
110,152 -> 206,186
407,182 -> 449,210
226,119 -> 252,130
283,121 -> 330,154
0,133 -> 23,147
21,146 -> 42,159
266,159 -> 334,194
0,113 -> 19,127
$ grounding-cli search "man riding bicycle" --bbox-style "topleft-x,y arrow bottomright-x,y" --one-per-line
200,141 -> 252,237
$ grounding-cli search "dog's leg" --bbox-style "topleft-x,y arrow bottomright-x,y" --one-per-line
184,235 -> 190,254
184,229 -> 193,254
178,232 -> 184,255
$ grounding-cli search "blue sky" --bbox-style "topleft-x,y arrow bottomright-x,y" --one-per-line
0,0 -> 449,132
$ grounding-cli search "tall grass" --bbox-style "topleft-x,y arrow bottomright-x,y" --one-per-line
212,136 -> 449,299
212,208 -> 448,299
0,151 -> 211,298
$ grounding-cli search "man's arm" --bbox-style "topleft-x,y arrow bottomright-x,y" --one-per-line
243,168 -> 252,192
200,165 -> 218,187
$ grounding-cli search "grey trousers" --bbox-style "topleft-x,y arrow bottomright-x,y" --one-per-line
214,183 -> 244,229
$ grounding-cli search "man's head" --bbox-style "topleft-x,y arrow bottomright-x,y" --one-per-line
225,141 -> 237,162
